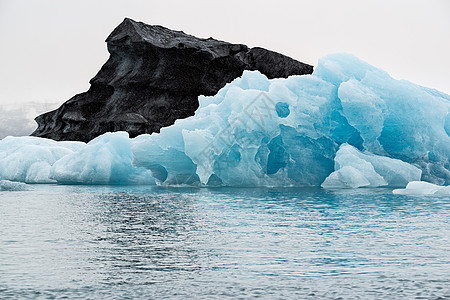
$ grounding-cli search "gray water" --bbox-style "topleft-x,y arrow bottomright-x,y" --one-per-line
0,185 -> 449,299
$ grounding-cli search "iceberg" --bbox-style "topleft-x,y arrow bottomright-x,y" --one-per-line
393,181 -> 450,195
132,53 -> 450,187
1,53 -> 449,187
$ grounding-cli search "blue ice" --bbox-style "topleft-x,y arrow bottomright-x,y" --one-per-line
0,53 -> 449,187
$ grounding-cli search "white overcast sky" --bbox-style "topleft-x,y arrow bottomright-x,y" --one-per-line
0,0 -> 449,107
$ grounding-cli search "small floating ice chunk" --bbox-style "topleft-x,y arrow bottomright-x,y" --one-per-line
322,144 -> 421,188
0,180 -> 30,191
321,166 -> 371,188
393,181 -> 450,195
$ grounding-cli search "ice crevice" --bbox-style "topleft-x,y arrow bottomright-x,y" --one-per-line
0,53 -> 449,188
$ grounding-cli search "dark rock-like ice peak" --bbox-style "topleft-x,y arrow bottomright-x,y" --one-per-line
32,18 -> 313,142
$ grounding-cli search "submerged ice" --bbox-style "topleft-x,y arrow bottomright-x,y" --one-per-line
0,53 -> 449,187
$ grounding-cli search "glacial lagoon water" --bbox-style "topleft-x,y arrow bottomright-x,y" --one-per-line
1,185 -> 449,299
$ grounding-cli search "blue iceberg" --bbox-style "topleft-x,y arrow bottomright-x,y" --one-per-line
0,53 -> 449,187
132,53 -> 450,186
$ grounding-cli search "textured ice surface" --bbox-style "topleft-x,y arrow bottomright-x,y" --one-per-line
1,53 -> 449,187
51,132 -> 155,185
0,180 -> 30,191
133,53 -> 450,186
0,136 -> 84,183
0,133 -> 154,185
393,181 -> 450,195
322,144 -> 422,188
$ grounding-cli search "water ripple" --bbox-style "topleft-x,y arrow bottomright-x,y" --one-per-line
0,186 -> 449,299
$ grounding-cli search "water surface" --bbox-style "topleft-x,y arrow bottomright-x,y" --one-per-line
1,185 -> 449,299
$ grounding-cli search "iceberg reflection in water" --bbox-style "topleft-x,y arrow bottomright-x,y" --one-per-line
0,185 -> 449,299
